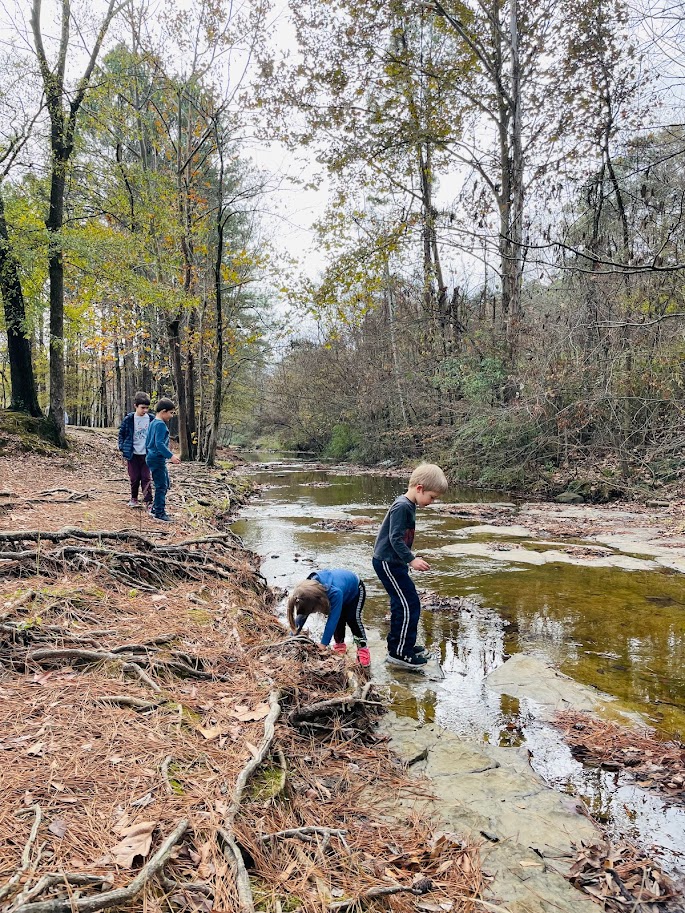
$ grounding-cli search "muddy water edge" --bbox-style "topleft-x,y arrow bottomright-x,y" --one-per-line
231,455 -> 685,881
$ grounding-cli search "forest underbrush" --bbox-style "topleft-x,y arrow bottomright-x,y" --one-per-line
0,422 -> 483,913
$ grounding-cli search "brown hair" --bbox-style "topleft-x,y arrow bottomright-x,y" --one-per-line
155,397 -> 176,414
134,391 -> 151,406
287,579 -> 330,632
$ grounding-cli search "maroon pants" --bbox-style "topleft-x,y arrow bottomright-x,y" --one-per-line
127,455 -> 152,503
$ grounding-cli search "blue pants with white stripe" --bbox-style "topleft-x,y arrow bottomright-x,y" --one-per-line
372,558 -> 420,658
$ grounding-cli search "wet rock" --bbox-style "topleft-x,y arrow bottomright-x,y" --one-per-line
555,491 -> 585,504
379,713 -> 600,913
317,517 -> 374,531
418,590 -> 478,613
485,654 -> 626,718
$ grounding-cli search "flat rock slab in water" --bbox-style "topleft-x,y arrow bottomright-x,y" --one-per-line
440,539 -> 685,572
485,654 -> 613,717
380,712 -> 600,913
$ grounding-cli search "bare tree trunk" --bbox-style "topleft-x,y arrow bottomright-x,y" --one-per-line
383,261 -> 408,427
185,307 -> 197,460
31,0 -> 121,445
167,315 -> 191,459
0,185 -> 41,416
207,140 -> 226,467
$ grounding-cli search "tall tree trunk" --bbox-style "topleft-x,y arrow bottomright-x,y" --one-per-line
185,307 -> 197,460
0,185 -> 41,416
45,157 -> 67,442
167,315 -> 191,459
207,208 -> 225,467
384,261 -> 408,427
31,0 -> 121,444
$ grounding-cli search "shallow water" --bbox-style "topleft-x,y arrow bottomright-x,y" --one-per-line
232,457 -> 685,875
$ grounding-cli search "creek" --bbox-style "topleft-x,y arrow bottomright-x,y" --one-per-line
232,455 -> 685,879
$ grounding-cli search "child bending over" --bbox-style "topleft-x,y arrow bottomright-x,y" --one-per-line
287,570 -> 370,667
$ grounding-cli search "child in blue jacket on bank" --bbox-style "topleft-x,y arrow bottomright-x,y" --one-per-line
287,569 -> 370,667
145,397 -> 180,521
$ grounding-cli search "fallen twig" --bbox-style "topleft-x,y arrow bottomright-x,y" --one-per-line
11,819 -> 189,913
95,695 -> 159,711
261,826 -> 347,843
0,805 -> 42,904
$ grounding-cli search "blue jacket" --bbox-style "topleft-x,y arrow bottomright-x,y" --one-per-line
145,417 -> 173,463
310,570 -> 362,646
118,411 -> 153,461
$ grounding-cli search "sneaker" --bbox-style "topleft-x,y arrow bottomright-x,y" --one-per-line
356,646 -> 371,667
128,498 -> 140,508
412,644 -> 429,656
385,652 -> 428,669
153,513 -> 173,522
332,642 -> 347,654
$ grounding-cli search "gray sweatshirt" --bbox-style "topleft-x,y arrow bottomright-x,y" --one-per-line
373,495 -> 416,564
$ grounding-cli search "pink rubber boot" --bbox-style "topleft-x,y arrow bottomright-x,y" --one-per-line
356,647 -> 371,667
333,642 -> 347,655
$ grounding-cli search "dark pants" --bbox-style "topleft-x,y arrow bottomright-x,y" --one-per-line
127,455 -> 152,503
372,558 -> 420,658
333,581 -> 367,647
147,459 -> 169,517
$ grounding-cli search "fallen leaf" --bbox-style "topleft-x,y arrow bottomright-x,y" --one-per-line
110,820 -> 157,868
519,860 -> 543,868
32,671 -> 53,686
48,819 -> 68,838
198,725 -> 224,741
26,741 -> 45,756
233,702 -> 271,722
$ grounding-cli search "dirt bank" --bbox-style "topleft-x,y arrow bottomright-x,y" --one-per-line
0,422 -> 482,913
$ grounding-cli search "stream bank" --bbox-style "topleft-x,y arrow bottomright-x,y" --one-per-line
0,425 -> 485,913
233,454 -> 685,909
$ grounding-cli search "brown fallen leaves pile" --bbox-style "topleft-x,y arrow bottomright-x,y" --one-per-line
554,712 -> 685,802
568,839 -> 679,912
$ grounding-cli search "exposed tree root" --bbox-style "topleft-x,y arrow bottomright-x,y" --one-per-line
10,820 -> 189,913
0,806 -> 42,904
218,689 -> 282,913
0,529 -> 260,592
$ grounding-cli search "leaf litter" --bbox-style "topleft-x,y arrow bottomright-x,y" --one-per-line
0,433 -> 484,913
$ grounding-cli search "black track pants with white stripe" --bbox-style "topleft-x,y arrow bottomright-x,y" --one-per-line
372,558 -> 420,658
333,581 -> 368,646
